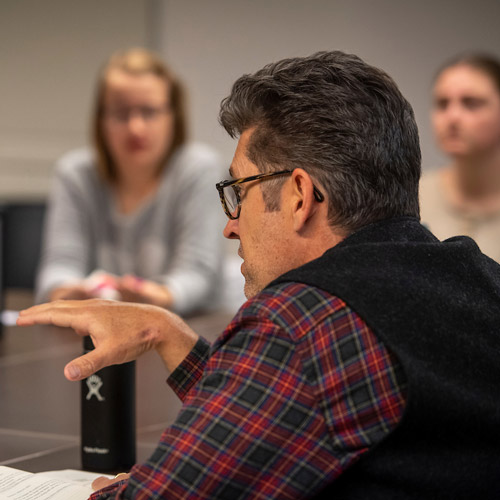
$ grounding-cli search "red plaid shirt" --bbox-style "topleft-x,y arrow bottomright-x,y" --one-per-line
91,282 -> 406,499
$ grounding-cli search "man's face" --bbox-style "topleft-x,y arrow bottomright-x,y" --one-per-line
432,65 -> 500,159
223,129 -> 294,299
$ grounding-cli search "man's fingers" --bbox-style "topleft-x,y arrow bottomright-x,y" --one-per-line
64,350 -> 108,381
17,299 -> 172,376
17,300 -> 91,328
92,473 -> 130,491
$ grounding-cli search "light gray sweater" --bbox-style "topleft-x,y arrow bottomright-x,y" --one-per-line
35,143 -> 225,315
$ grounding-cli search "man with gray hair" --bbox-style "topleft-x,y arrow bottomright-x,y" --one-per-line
18,51 -> 500,499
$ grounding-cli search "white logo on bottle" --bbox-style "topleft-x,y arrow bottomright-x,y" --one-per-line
86,374 -> 105,401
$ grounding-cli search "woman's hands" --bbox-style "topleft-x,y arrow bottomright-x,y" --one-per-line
49,284 -> 93,301
50,273 -> 174,308
118,274 -> 174,308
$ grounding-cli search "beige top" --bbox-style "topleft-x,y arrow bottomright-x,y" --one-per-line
419,169 -> 500,262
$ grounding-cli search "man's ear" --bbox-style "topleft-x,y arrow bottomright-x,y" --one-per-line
290,168 -> 320,232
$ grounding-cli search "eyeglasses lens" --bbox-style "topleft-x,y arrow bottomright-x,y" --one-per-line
223,186 -> 239,216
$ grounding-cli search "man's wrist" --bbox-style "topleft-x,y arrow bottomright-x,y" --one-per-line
154,309 -> 200,373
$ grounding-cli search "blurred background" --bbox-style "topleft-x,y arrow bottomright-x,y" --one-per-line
1,0 -> 500,199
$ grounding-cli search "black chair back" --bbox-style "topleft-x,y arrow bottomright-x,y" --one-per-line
0,201 -> 46,292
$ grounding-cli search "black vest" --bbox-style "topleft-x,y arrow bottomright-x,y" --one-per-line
272,217 -> 500,499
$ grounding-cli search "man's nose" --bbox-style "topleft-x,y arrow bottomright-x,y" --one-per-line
223,218 -> 240,240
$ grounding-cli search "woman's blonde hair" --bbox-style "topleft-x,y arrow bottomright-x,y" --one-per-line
92,47 -> 187,182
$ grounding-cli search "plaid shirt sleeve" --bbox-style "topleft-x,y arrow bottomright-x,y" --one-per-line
90,282 -> 406,500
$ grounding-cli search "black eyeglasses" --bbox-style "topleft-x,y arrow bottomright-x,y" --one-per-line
215,169 -> 324,220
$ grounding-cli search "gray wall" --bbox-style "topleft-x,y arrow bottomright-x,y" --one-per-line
2,0 -> 500,198
158,0 -> 500,172
0,0 -> 150,199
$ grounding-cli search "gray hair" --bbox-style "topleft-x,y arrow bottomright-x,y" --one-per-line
219,50 -> 421,233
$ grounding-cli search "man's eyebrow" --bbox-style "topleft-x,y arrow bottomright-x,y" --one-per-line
228,166 -> 235,178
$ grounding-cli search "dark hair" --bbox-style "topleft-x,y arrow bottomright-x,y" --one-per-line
219,50 -> 421,233
92,47 -> 187,183
435,52 -> 500,95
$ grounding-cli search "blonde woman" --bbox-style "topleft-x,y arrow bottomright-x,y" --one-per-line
36,48 -> 223,315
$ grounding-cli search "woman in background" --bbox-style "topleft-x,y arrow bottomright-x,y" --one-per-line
36,48 -> 224,315
420,52 -> 500,262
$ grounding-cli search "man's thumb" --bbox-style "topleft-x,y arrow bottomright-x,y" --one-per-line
64,352 -> 103,381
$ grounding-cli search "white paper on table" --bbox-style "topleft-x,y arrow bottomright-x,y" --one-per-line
36,469 -> 113,484
0,466 -> 113,500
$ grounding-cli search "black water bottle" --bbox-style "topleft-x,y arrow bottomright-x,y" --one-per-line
81,336 -> 136,472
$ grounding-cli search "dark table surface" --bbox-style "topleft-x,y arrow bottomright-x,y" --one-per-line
0,290 -> 233,473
